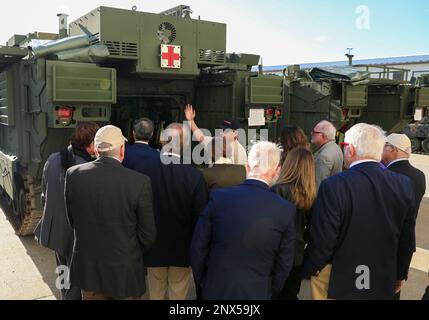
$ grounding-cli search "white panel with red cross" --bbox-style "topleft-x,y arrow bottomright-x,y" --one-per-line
160,44 -> 181,69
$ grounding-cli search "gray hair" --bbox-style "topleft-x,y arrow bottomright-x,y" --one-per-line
345,123 -> 386,162
317,120 -> 337,141
133,118 -> 154,142
97,142 -> 122,158
247,141 -> 282,177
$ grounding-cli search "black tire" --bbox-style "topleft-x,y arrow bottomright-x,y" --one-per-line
17,188 -> 27,224
410,138 -> 422,153
422,138 -> 429,153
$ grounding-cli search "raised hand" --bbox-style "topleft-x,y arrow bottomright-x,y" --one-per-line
184,104 -> 196,122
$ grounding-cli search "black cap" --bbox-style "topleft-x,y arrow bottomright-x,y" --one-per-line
219,119 -> 241,130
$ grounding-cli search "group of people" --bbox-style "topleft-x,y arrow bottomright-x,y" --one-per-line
34,105 -> 428,300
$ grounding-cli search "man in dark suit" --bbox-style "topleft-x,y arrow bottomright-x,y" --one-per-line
191,141 -> 296,300
65,125 -> 156,300
125,121 -> 208,300
303,123 -> 416,300
382,133 -> 426,300
382,133 -> 426,217
34,122 -> 99,300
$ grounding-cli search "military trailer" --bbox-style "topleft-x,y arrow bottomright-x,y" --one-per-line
281,65 -> 417,141
403,74 -> 429,153
0,5 -> 284,235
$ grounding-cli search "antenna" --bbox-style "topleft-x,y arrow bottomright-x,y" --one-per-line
345,48 -> 355,66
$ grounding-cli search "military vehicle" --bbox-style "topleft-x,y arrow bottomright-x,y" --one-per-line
281,64 -> 417,141
402,74 -> 429,153
0,5 -> 420,236
0,5 -> 284,235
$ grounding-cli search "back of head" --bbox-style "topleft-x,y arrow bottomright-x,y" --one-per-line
161,123 -> 184,155
345,123 -> 386,162
247,141 -> 282,179
94,125 -> 127,159
277,147 -> 316,210
279,126 -> 310,161
133,118 -> 154,142
70,122 -> 100,151
208,136 -> 232,163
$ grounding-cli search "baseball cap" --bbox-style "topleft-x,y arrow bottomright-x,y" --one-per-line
220,119 -> 241,130
386,134 -> 412,155
94,125 -> 128,152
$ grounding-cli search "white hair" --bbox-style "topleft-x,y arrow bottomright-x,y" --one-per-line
247,141 -> 282,177
317,120 -> 337,140
97,143 -> 122,158
344,123 -> 386,162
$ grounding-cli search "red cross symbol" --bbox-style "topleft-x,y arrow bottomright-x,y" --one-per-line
161,45 -> 180,67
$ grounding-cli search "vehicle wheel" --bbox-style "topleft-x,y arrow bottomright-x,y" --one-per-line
410,138 -> 421,153
17,188 -> 27,224
422,138 -> 429,153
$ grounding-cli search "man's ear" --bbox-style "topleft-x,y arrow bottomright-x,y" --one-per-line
245,163 -> 251,176
120,144 -> 125,158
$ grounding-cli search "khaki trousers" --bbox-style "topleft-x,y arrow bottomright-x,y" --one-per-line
310,264 -> 332,300
147,267 -> 192,300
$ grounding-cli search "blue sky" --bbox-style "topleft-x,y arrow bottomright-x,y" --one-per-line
1,0 -> 428,65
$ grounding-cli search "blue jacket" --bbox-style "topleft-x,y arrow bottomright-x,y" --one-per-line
303,162 -> 416,300
123,143 -> 208,267
191,179 -> 296,300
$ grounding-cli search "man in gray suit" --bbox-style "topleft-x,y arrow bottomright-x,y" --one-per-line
311,120 -> 343,189
34,122 -> 99,300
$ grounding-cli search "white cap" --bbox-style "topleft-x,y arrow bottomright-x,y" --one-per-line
386,133 -> 412,155
94,125 -> 127,152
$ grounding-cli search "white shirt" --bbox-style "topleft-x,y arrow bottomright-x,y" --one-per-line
201,136 -> 247,166
349,159 -> 378,168
135,141 -> 149,145
387,158 -> 409,168
162,152 -> 181,158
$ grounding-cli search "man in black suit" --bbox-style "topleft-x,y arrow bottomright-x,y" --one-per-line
65,125 -> 156,300
34,122 -> 99,300
382,133 -> 426,217
382,133 -> 426,299
125,121 -> 208,300
303,123 -> 416,300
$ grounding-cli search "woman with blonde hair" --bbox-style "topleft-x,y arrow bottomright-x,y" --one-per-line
271,147 -> 317,300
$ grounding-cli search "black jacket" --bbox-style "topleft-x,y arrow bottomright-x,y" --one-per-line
303,162 -> 416,300
34,146 -> 92,258
387,160 -> 426,217
271,183 -> 311,267
65,156 -> 156,299
123,143 -> 208,267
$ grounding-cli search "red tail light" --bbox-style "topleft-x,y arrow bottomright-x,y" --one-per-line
265,108 -> 274,117
56,106 -> 73,126
275,109 -> 282,118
